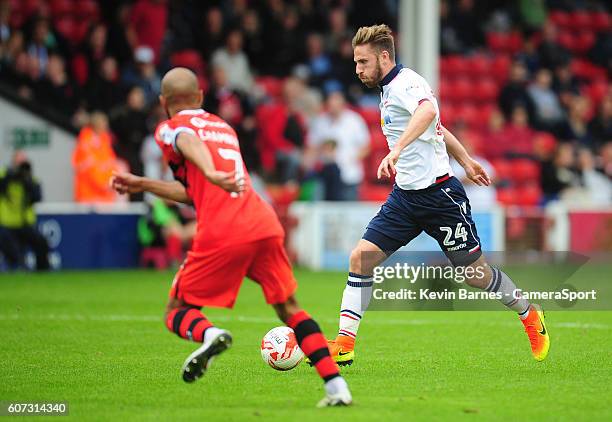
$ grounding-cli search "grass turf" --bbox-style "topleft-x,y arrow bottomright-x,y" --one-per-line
0,267 -> 610,421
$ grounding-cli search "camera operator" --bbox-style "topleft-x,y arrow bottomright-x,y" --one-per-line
0,151 -> 50,271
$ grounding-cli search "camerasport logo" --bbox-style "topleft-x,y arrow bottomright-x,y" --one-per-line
39,219 -> 61,248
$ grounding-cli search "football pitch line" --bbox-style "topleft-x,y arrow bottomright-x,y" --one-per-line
0,313 -> 609,329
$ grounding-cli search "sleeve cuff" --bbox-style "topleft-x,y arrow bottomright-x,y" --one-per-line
172,127 -> 197,154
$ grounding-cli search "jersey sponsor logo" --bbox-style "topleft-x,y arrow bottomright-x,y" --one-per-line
446,242 -> 467,251
190,117 -> 232,130
190,117 -> 208,128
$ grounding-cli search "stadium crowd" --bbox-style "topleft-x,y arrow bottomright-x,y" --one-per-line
0,0 -> 610,206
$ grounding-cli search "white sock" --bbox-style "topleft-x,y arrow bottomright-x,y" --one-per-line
202,326 -> 224,344
338,272 -> 373,339
324,376 -> 348,395
485,267 -> 531,317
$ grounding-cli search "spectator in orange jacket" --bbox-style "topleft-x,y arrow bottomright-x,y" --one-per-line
73,112 -> 119,203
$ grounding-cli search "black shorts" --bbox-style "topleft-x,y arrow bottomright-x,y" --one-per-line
363,176 -> 482,266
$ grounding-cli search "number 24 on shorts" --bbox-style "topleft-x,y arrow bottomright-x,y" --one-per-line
440,222 -> 468,246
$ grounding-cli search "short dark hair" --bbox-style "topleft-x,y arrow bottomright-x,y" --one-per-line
352,24 -> 395,61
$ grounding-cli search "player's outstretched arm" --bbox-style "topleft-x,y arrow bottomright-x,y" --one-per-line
441,125 -> 491,186
110,171 -> 192,204
378,101 -> 437,179
175,132 -> 245,194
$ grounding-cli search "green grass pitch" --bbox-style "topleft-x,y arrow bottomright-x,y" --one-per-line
1,266 -> 611,421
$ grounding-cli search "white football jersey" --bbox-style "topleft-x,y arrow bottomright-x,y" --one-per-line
379,65 -> 452,190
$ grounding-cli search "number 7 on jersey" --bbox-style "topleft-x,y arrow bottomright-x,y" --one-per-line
218,148 -> 245,198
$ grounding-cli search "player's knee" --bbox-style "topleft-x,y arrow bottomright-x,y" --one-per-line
349,247 -> 365,274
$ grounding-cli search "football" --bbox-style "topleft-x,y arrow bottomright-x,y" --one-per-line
260,327 -> 304,370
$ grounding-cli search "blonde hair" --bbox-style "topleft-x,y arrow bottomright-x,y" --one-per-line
352,24 -> 395,61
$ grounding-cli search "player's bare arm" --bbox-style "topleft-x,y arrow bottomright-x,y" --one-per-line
441,125 -> 491,186
377,100 -> 437,179
175,131 -> 245,194
110,171 -> 192,204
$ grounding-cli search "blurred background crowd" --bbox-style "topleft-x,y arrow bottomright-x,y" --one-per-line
0,0 -> 610,209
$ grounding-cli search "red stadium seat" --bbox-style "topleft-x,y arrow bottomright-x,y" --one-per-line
54,17 -> 75,41
364,147 -> 394,184
486,32 -> 505,52
584,81 -> 609,105
557,30 -> 576,52
496,187 -> 516,205
491,159 -> 512,182
474,78 -> 498,102
9,11 -> 23,28
570,11 -> 592,30
549,10 -> 571,28
486,32 -> 523,55
73,20 -> 90,45
491,55 -> 511,83
19,0 -> 42,19
511,159 -> 540,185
469,55 -> 491,77
515,184 -> 542,207
476,103 -> 497,127
451,78 -> 473,102
369,130 -> 388,152
170,50 -> 206,75
74,0 -> 100,21
440,102 -> 457,128
357,107 -> 381,128
533,132 -> 557,156
359,182 -> 392,202
571,59 -> 608,82
438,77 -> 452,101
591,11 -> 610,31
571,59 -> 592,80
439,56 -> 450,75
575,31 -> 596,54
455,103 -> 479,127
507,32 -> 523,54
559,30 -> 596,54
50,0 -> 73,18
443,55 -> 470,75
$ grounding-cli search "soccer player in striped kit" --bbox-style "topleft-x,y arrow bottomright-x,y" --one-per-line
327,25 -> 549,366
110,68 -> 352,407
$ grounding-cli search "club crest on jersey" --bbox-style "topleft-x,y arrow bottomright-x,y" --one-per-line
158,123 -> 174,145
381,111 -> 392,127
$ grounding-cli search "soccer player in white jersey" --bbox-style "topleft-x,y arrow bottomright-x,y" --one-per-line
326,24 -> 550,365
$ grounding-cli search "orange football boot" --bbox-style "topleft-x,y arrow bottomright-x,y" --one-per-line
305,335 -> 355,367
521,304 -> 550,361
327,336 -> 355,366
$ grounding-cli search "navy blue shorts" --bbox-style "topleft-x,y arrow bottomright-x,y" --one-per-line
364,176 -> 482,266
